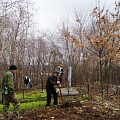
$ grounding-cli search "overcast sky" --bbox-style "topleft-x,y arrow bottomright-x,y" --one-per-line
32,0 -> 117,31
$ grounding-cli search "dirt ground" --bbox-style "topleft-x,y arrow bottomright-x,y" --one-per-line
12,99 -> 120,120
1,84 -> 120,120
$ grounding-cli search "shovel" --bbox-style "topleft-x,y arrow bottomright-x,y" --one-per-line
58,80 -> 63,103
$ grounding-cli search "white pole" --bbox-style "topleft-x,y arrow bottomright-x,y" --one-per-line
67,66 -> 72,92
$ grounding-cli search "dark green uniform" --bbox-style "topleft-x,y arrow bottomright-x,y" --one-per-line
2,71 -> 20,120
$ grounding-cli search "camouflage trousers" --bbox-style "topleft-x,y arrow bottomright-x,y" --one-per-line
3,94 -> 20,119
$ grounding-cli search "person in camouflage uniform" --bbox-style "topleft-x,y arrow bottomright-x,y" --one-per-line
2,65 -> 20,120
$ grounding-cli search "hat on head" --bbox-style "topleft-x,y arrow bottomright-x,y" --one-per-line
53,70 -> 59,75
9,65 -> 17,70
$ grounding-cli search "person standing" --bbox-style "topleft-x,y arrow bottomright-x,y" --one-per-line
46,70 -> 60,107
23,76 -> 32,88
58,66 -> 64,83
2,65 -> 21,120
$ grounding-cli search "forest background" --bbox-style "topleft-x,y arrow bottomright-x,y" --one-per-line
0,0 -> 120,99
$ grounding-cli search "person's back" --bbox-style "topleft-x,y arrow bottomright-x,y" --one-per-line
58,66 -> 63,74
23,76 -> 32,88
24,76 -> 29,84
58,66 -> 64,83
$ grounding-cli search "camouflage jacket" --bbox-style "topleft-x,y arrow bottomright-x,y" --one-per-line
2,71 -> 15,95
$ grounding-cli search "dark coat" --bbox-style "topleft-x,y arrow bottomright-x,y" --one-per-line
46,74 -> 58,89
